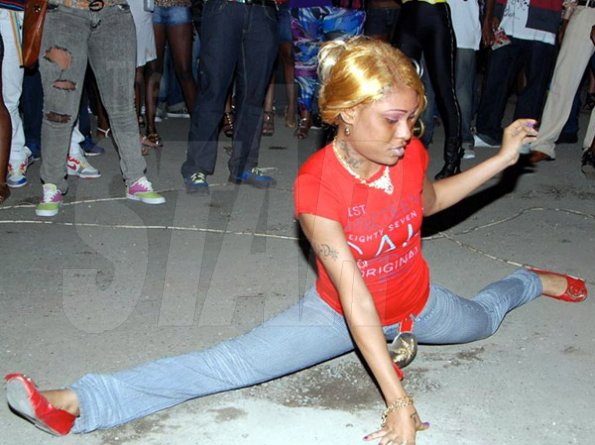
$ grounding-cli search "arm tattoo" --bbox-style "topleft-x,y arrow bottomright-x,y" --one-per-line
316,243 -> 339,261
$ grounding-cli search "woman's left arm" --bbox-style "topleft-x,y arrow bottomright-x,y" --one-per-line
423,119 -> 538,216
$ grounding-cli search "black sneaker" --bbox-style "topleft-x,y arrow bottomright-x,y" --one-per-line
184,172 -> 210,195
581,150 -> 595,180
228,167 -> 276,188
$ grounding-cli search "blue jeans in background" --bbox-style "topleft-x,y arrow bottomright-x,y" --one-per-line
476,38 -> 556,144
182,0 -> 279,179
69,269 -> 541,433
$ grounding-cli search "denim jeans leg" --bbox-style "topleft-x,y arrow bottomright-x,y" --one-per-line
411,269 -> 542,344
512,40 -> 556,121
88,5 -> 146,185
39,7 -> 90,192
182,0 -> 241,178
229,4 -> 278,177
22,68 -> 43,149
70,287 -> 355,433
476,43 -> 521,144
455,48 -> 476,145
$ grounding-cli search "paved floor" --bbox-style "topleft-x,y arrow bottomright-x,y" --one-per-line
1,109 -> 594,445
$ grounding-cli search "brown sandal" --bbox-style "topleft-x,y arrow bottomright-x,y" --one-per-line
140,135 -> 159,156
223,111 -> 234,138
145,131 -> 163,148
262,111 -> 274,136
96,126 -> 111,140
294,117 -> 311,140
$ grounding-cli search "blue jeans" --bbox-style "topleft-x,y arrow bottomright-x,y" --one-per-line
21,68 -> 43,150
39,4 -> 146,191
152,5 -> 192,25
70,269 -> 541,433
476,37 -> 556,144
181,0 -> 278,179
455,48 -> 476,146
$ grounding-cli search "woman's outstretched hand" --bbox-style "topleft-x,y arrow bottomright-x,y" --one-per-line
498,118 -> 539,165
364,405 -> 429,445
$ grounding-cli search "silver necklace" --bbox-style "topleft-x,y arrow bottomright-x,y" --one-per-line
332,139 -> 394,195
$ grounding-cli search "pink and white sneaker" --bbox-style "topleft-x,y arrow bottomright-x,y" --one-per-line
35,184 -> 63,217
126,176 -> 165,204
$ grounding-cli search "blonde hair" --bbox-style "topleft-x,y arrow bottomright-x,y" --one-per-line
318,36 -> 426,129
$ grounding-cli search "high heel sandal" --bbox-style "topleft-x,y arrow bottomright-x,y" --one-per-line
294,117 -> 311,140
96,127 -> 111,140
262,111 -> 275,137
140,134 -> 159,156
5,373 -> 76,436
145,130 -> 163,148
527,267 -> 588,303
222,111 -> 234,138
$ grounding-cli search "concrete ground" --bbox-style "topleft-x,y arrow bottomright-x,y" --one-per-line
1,108 -> 594,445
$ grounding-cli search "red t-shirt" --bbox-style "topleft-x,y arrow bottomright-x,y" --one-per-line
294,138 -> 430,325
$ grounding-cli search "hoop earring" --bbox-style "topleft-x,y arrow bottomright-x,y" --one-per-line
344,125 -> 352,137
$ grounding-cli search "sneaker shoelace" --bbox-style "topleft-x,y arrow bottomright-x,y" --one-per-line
190,172 -> 206,183
132,177 -> 153,192
44,187 -> 61,203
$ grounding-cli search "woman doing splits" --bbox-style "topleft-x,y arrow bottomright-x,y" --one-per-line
5,37 -> 588,444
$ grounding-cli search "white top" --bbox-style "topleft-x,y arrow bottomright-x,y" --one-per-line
448,0 -> 482,50
500,0 -> 556,45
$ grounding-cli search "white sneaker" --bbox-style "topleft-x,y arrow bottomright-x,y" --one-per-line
463,147 -> 476,159
462,142 -> 476,160
473,134 -> 499,148
67,153 -> 101,178
7,158 -> 29,188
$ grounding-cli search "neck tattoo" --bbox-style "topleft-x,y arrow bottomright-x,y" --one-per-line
332,139 -> 394,195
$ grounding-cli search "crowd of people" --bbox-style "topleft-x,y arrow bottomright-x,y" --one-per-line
0,0 -> 592,443
0,0 -> 593,206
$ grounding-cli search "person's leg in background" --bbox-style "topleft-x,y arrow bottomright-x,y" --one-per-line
228,2 -> 279,181
77,82 -> 105,156
291,7 -> 324,140
262,3 -> 295,137
37,7 -> 91,217
0,34 -> 11,203
21,67 -> 42,161
0,9 -> 29,188
456,47 -> 477,160
163,6 -> 196,118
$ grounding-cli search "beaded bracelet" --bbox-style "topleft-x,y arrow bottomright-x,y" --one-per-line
381,395 -> 414,427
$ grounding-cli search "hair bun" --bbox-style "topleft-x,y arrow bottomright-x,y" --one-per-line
317,39 -> 348,85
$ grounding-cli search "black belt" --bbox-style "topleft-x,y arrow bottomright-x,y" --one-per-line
226,0 -> 277,7
577,0 -> 595,7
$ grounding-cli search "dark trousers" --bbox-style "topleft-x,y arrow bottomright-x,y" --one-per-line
392,1 -> 461,156
476,37 -> 556,143
182,0 -> 279,179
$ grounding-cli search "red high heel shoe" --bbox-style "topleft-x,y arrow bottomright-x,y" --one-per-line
5,373 -> 75,436
528,268 -> 588,303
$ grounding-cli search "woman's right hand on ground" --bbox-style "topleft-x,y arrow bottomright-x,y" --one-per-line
364,405 -> 429,445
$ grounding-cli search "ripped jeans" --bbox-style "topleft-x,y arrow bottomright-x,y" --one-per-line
39,4 -> 146,192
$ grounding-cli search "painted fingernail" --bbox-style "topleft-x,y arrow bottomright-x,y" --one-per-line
423,421 -> 431,428
363,435 -> 369,440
